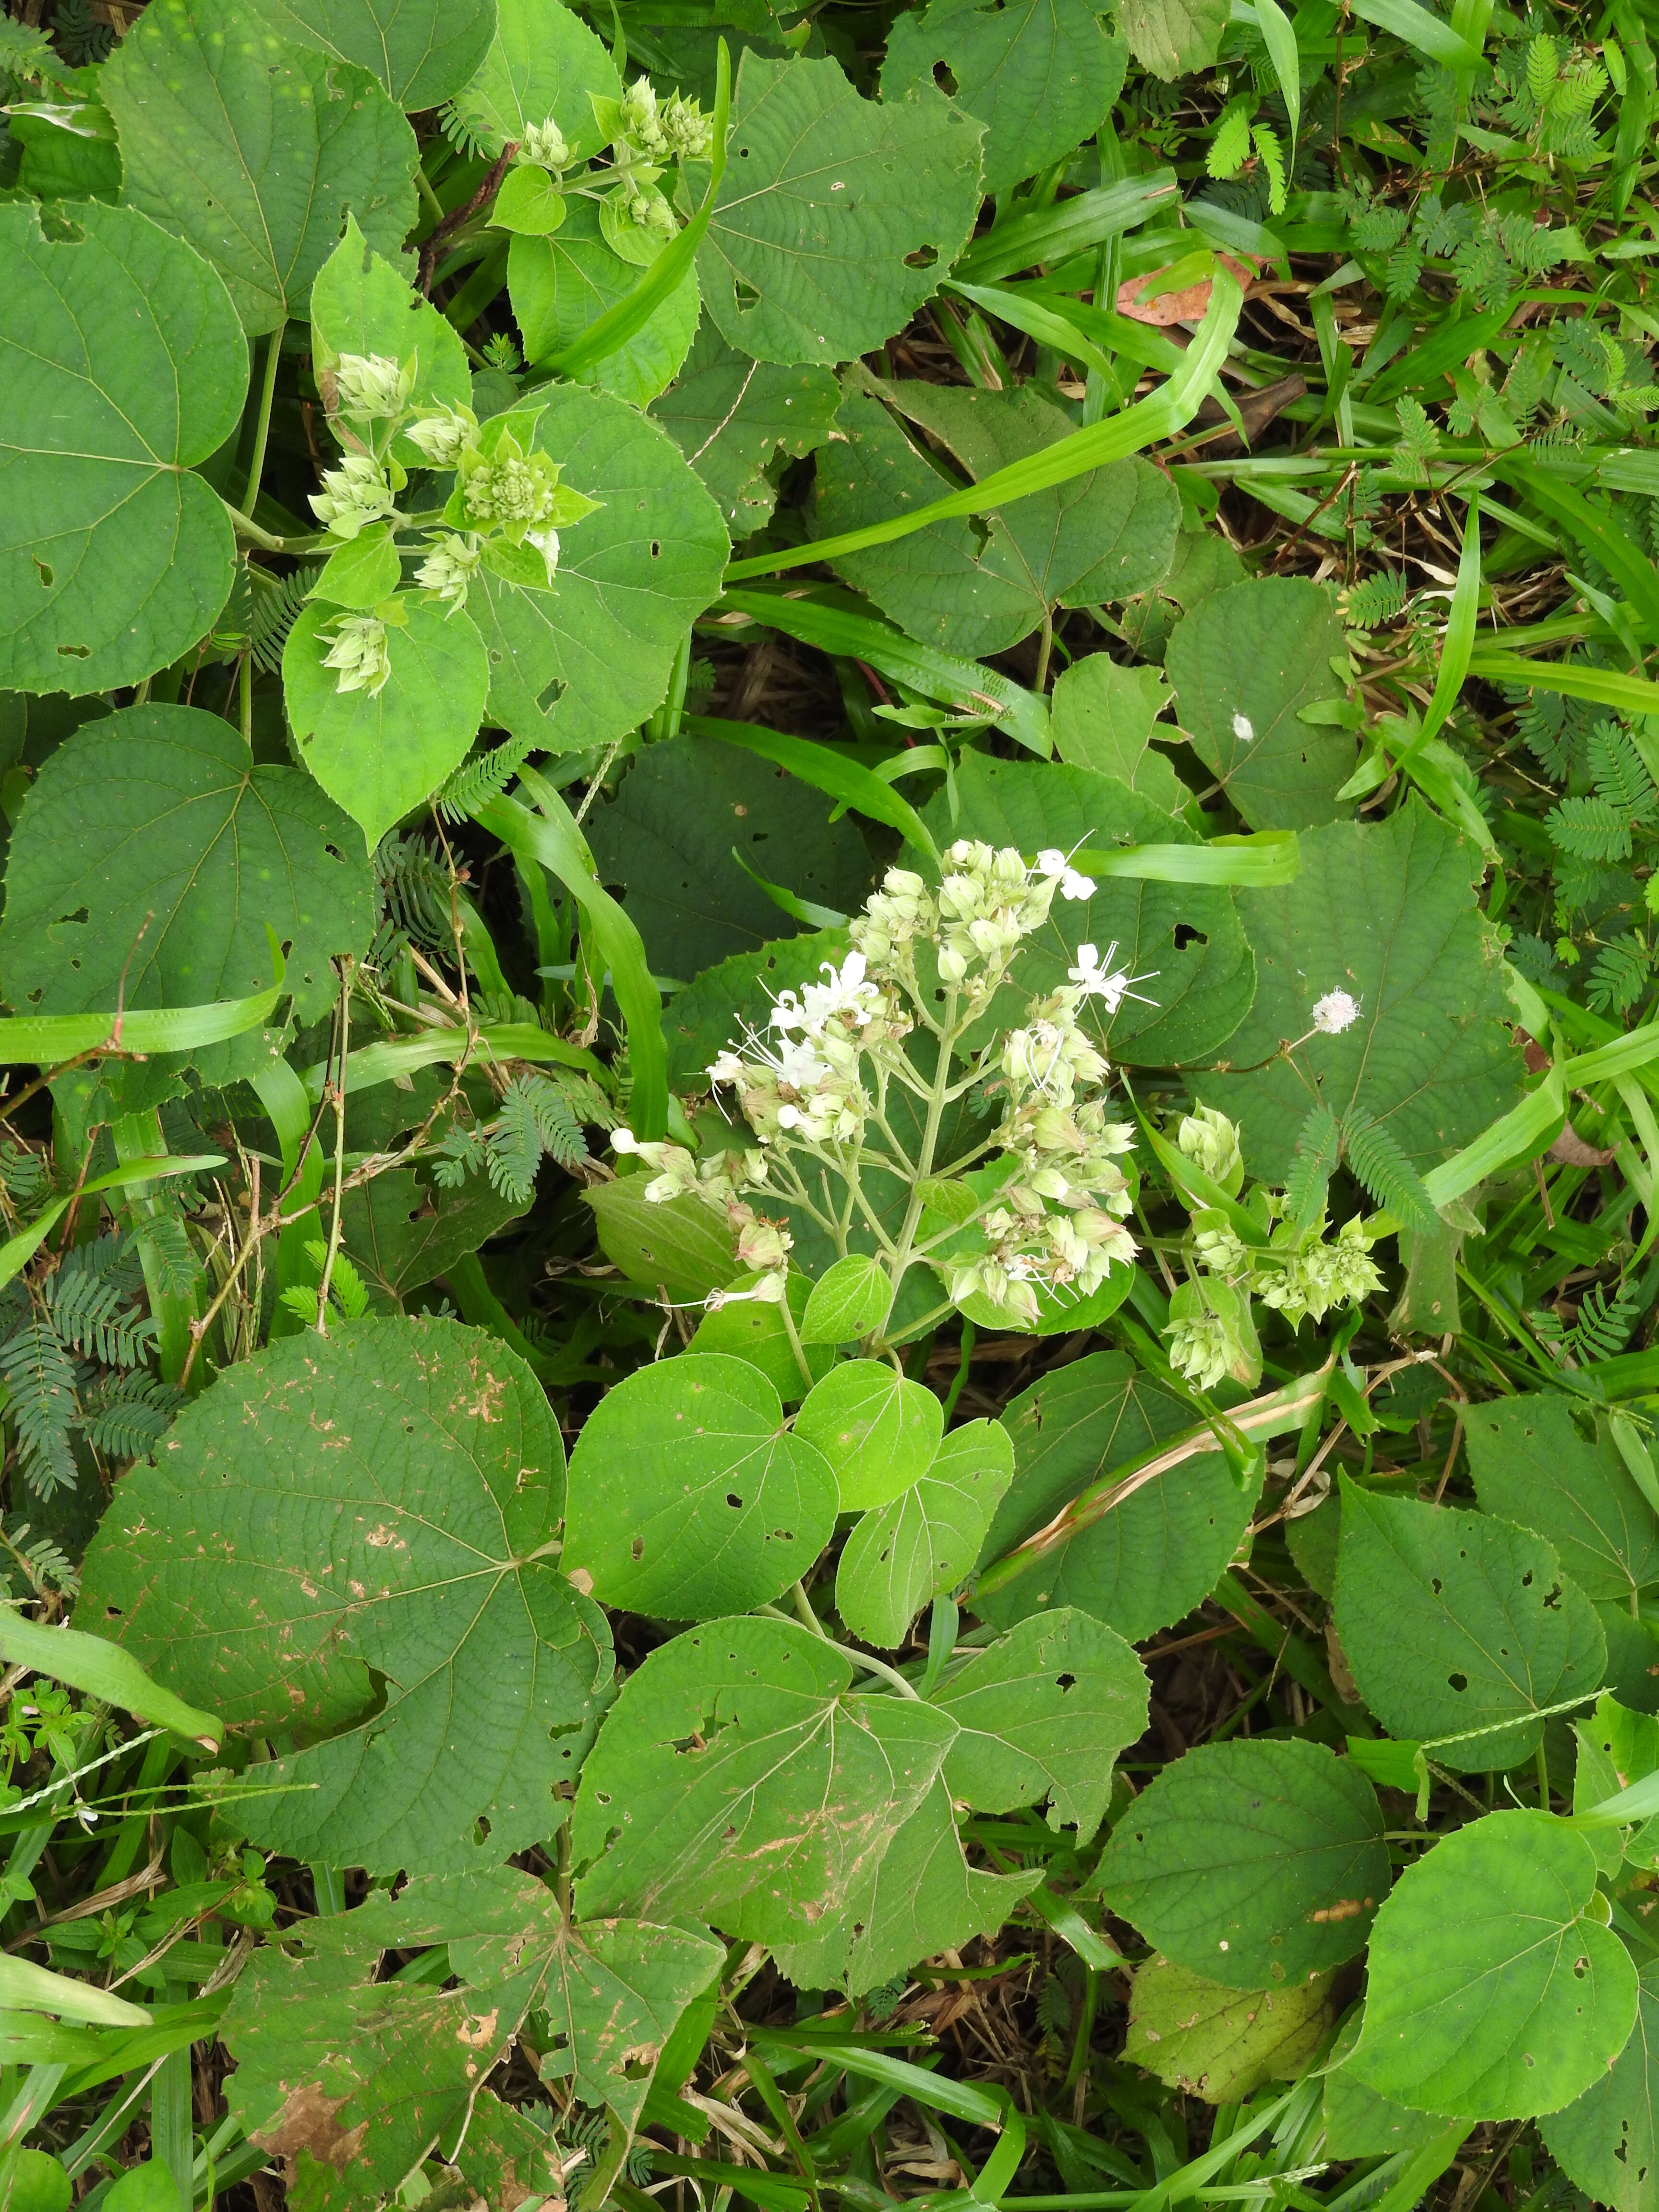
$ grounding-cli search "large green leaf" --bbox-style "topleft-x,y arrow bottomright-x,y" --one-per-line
585,1181 -> 738,1300
934,1608 -> 1149,1839
1052,655 -> 1187,813
243,0 -> 496,107
0,705 -> 372,1091
75,1318 -> 613,1875
1333,1479 -> 1607,1771
881,0 -> 1126,198
0,203 -> 244,697
103,0 -> 418,336
284,600 -> 492,852
1116,0 -> 1228,79
1466,1394 -> 1659,1610
344,1167 -> 526,1308
1126,1958 -> 1342,2103
975,1352 -> 1262,1640
1350,1810 -> 1638,2118
1165,578 -> 1353,831
450,0 -> 621,159
509,204 -> 702,410
652,325 -> 843,536
794,1359 -> 943,1511
817,381 -> 1178,656
563,1352 -> 839,1619
1194,803 -> 1526,1182
919,754 -> 1255,1069
770,1776 -> 1034,1994
469,386 -> 729,753
572,1614 -> 956,1938
1541,1959 -> 1659,2212
697,52 -> 985,366
836,1420 -> 1014,1649
1094,1740 -> 1388,1987
585,734 -> 876,981
223,1869 -> 721,2208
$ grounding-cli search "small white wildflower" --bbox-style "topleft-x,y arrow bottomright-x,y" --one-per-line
1232,711 -> 1255,744
770,951 -> 880,1037
321,614 -> 392,698
1311,988 -> 1362,1035
611,1128 -> 641,1153
1069,941 -> 1160,1013
707,1049 -> 746,1086
1036,847 -> 1097,901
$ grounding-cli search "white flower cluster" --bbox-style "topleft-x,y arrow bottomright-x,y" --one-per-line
611,840 -> 1152,1327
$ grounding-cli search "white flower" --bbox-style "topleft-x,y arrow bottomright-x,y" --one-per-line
525,525 -> 560,585
1036,847 -> 1097,901
707,1049 -> 746,1086
770,952 -> 880,1037
775,1036 -> 828,1089
321,614 -> 392,698
611,1128 -> 641,1153
1232,711 -> 1255,743
1311,988 -> 1361,1035
1069,941 -> 1160,1013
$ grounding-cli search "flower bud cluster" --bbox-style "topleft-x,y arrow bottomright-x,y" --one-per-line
518,116 -> 571,170
320,613 -> 392,697
311,450 -> 398,540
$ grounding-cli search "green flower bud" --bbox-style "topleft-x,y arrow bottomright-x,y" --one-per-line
321,613 -> 392,698
1177,1104 -> 1244,1196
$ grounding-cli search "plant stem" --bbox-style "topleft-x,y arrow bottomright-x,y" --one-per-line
315,965 -> 352,1332
777,1284 -> 815,1390
884,991 -> 959,1306
241,316 -> 286,513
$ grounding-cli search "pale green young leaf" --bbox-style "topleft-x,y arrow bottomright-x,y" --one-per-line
1117,0 -> 1228,78
103,0 -> 417,336
1540,1959 -> 1659,2212
563,1352 -> 839,1619
770,1776 -> 1034,1995
697,52 -> 985,367
1094,1739 -> 1388,1986
1350,1810 -> 1638,2117
881,0 -> 1124,198
935,1607 -> 1149,1840
801,1254 -> 895,1346
75,1318 -> 613,1875
652,325 -> 844,536
0,203 -> 245,697
1165,578 -> 1353,831
836,1419 -> 1013,1647
450,0 -> 620,160
572,1613 -> 956,1939
284,599 -> 492,852
1333,1479 -> 1607,1771
242,0 -> 495,107
795,1359 -> 944,1511
509,204 -> 702,410
1195,803 -> 1526,1182
0,705 -> 371,1094
976,1352 -> 1262,1642
222,1867 -> 722,2202
691,1273 -> 834,1402
468,386 -> 728,754
1126,1957 -> 1342,2102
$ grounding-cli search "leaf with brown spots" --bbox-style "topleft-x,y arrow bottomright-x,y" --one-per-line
223,1867 -> 722,2212
74,1317 -> 613,1876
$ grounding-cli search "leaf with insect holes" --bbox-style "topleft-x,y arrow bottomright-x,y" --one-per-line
934,1608 -> 1149,1839
653,325 -> 844,536
794,1360 -> 944,1512
284,599 -> 493,852
450,0 -> 620,161
242,0 -> 496,108
102,0 -> 417,336
0,705 -> 372,1095
1350,1810 -> 1638,2118
1165,578 -> 1354,831
1126,1957 -> 1343,2103
881,0 -> 1125,198
75,1318 -> 613,1876
1051,657 -> 1186,813
1333,1479 -> 1606,1771
222,1866 -> 722,2203
817,381 -> 1178,658
1540,1959 -> 1659,2209
467,386 -> 729,756
801,1254 -> 895,1346
0,202 -> 246,697
697,51 -> 985,367
1194,803 -> 1525,1183
836,1420 -> 1013,1648
561,1352 -> 839,1620
771,1774 -> 1036,1994
918,755 -> 1256,1070
1094,1739 -> 1389,1987
975,1353 -> 1264,1642
572,1613 -> 957,1939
